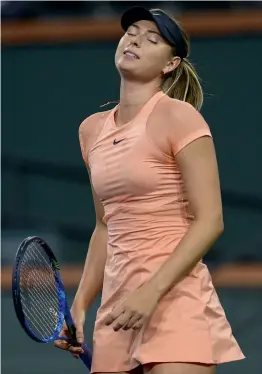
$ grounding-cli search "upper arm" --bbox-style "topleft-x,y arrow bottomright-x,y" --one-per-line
169,102 -> 223,223
175,137 -> 223,223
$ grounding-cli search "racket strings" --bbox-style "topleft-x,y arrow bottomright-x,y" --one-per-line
20,268 -> 58,337
22,243 -> 59,309
19,242 -> 61,339
20,296 -> 51,339
23,248 -> 58,309
20,247 -> 59,337
23,246 -> 59,310
20,272 -> 57,338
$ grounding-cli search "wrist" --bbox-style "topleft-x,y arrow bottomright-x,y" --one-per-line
72,295 -> 90,312
142,280 -> 163,302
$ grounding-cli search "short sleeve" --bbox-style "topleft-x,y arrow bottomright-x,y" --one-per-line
169,101 -> 212,157
78,111 -> 110,166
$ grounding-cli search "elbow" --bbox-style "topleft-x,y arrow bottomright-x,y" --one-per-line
197,212 -> 224,238
209,212 -> 224,238
216,216 -> 224,236
95,218 -> 107,231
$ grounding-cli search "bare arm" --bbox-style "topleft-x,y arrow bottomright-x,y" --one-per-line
72,168 -> 108,311
144,136 -> 224,299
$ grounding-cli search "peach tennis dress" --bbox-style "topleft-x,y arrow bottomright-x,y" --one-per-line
79,91 -> 245,373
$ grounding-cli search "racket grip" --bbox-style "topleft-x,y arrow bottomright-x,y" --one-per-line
79,344 -> 92,370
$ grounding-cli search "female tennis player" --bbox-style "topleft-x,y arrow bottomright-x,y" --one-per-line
55,6 -> 244,374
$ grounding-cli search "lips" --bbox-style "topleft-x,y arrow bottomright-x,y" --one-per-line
123,50 -> 139,59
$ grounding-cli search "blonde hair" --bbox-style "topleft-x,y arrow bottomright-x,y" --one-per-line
158,14 -> 204,111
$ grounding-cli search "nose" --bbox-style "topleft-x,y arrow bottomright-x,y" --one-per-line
131,34 -> 141,48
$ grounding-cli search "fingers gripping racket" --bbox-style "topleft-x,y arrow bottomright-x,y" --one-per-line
12,236 -> 92,370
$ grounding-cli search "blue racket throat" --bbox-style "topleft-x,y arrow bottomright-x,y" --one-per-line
12,236 -> 92,370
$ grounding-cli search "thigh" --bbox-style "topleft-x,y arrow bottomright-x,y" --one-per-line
143,362 -> 216,374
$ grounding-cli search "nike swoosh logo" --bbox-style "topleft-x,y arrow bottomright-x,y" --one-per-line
113,139 -> 125,145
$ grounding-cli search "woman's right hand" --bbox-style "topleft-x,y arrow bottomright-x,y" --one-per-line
54,306 -> 86,359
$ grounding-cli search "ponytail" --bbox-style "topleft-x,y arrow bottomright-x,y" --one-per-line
161,19 -> 204,111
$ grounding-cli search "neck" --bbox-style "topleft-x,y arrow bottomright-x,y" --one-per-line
116,78 -> 161,126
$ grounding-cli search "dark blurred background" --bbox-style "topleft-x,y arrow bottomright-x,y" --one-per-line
1,1 -> 262,21
1,1 -> 262,374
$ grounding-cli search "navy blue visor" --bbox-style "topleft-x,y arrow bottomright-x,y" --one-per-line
121,7 -> 187,59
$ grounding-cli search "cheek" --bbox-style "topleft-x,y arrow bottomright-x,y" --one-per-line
145,52 -> 167,74
117,37 -> 125,54
155,48 -> 170,64
115,39 -> 125,66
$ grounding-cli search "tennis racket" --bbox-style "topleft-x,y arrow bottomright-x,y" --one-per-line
12,236 -> 92,370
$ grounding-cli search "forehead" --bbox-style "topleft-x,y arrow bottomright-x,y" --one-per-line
130,19 -> 160,32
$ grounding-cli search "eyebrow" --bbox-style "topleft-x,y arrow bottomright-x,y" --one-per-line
148,30 -> 161,37
131,23 -> 162,37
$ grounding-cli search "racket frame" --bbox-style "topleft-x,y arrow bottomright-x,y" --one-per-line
12,236 -> 92,369
12,236 -> 66,343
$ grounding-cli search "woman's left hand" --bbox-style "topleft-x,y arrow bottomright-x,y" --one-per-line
104,285 -> 159,331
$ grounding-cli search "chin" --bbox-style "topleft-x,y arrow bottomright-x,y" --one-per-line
116,61 -> 139,79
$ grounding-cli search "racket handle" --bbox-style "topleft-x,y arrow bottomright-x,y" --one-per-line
79,344 -> 92,370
